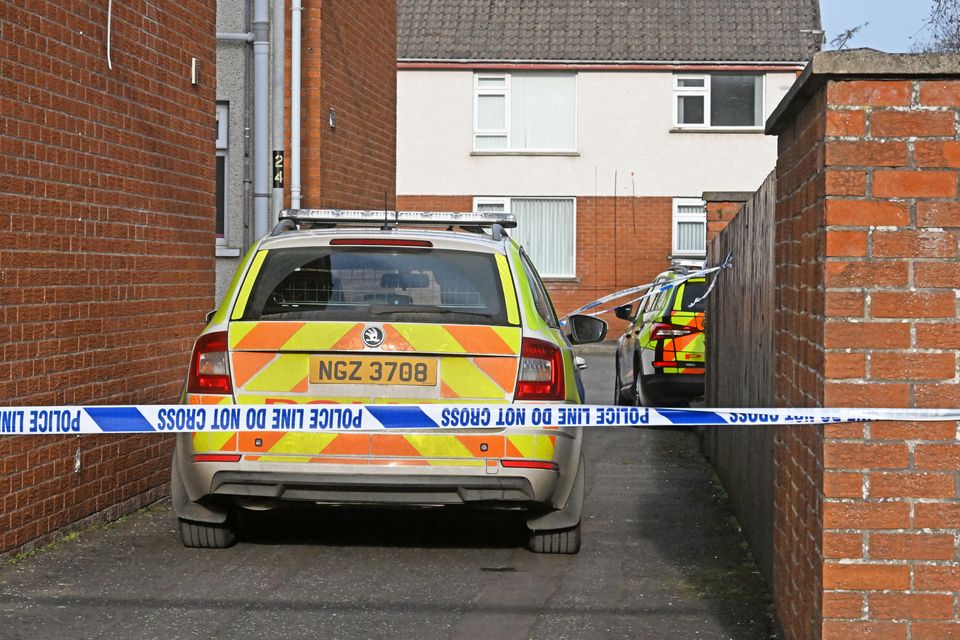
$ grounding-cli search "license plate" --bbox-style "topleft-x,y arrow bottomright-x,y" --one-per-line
309,356 -> 438,386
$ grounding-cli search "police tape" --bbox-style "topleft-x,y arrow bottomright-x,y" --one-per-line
2,405 -> 959,434
561,253 -> 734,320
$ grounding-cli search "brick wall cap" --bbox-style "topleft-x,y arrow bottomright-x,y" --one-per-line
766,49 -> 960,134
702,191 -> 753,203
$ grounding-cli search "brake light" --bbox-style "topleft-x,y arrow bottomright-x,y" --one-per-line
329,238 -> 433,247
514,338 -> 565,401
650,323 -> 699,340
500,459 -> 559,471
187,331 -> 232,395
193,454 -> 242,463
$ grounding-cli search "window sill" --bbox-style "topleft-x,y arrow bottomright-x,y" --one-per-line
470,151 -> 580,157
541,276 -> 579,283
670,127 -> 764,134
670,255 -> 707,265
216,246 -> 241,258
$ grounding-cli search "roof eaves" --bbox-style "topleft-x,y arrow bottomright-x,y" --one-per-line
397,57 -> 810,67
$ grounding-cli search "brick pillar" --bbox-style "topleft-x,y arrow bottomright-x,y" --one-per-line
820,71 -> 960,640
702,191 -> 751,242
768,51 -> 960,639
770,71 -> 828,640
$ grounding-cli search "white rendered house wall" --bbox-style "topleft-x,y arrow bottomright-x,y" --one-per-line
397,69 -> 797,199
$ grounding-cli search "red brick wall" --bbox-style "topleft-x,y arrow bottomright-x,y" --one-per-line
773,82 -> 828,640
396,195 -> 674,332
706,201 -> 744,242
397,195 -> 473,212
301,0 -> 396,209
0,1 -> 216,555
819,78 -> 960,640
764,61 -> 960,639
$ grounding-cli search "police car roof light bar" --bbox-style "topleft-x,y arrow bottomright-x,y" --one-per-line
279,208 -> 518,229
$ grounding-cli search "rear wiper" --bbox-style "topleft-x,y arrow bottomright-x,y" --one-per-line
367,305 -> 494,318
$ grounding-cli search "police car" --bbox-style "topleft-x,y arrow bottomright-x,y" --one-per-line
613,268 -> 706,407
172,209 -> 607,553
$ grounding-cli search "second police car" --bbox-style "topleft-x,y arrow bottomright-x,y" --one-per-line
613,268 -> 707,407
172,209 -> 607,554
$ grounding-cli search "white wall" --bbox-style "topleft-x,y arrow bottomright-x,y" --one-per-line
397,69 -> 798,199
214,0 -> 249,303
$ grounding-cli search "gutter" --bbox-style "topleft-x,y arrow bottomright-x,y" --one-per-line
397,57 -> 809,67
217,32 -> 255,42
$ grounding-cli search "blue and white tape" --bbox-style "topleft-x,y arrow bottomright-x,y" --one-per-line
562,253 -> 734,320
2,405 -> 958,434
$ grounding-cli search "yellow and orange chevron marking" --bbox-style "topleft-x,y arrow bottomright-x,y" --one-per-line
191,432 -> 238,453
231,353 -> 517,400
659,312 -> 705,375
438,357 -> 518,399
195,431 -> 558,466
227,322 -> 521,401
229,322 -> 521,355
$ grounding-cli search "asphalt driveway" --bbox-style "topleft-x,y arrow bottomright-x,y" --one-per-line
0,350 -> 777,640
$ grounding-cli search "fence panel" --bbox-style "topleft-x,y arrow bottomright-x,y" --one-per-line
703,171 -> 776,583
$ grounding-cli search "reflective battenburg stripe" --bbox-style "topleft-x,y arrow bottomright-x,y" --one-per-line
229,322 -> 521,355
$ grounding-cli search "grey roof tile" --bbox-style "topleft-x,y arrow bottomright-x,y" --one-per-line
398,0 -> 822,62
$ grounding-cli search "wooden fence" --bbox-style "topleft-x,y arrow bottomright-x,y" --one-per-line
702,171 -> 777,583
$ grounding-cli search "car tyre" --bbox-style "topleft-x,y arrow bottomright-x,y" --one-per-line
178,518 -> 236,549
614,358 -> 630,406
633,370 -> 658,408
528,521 -> 581,554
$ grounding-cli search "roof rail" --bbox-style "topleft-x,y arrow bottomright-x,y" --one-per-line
669,258 -> 705,273
277,208 -> 517,231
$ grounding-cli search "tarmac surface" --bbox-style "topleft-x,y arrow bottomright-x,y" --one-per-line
0,349 -> 777,640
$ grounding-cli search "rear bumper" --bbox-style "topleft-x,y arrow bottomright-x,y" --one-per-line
173,427 -> 582,521
646,373 -> 705,400
208,470 -> 539,506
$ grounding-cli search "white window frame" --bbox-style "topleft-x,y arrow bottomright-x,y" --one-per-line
474,74 -> 510,150
673,74 -> 765,130
672,198 -> 707,257
473,196 -> 510,212
673,75 -> 709,127
472,73 -> 578,153
215,103 -> 238,256
216,103 -> 229,150
472,196 -> 577,278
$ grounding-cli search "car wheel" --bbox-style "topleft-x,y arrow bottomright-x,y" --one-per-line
614,358 -> 629,406
633,371 -> 658,408
178,518 -> 236,549
528,521 -> 581,554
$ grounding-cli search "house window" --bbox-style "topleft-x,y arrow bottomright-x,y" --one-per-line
474,73 -> 577,152
673,74 -> 764,128
215,102 -> 229,246
672,198 -> 706,256
473,197 -> 576,278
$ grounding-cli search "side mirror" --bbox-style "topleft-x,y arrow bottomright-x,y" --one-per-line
613,304 -> 633,321
205,309 -> 217,324
564,314 -> 608,345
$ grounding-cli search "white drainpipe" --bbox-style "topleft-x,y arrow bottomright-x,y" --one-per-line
252,0 -> 270,239
271,0 -> 285,222
290,0 -> 303,209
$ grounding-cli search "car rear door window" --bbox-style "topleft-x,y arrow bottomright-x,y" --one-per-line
520,252 -> 559,328
678,281 -> 708,312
